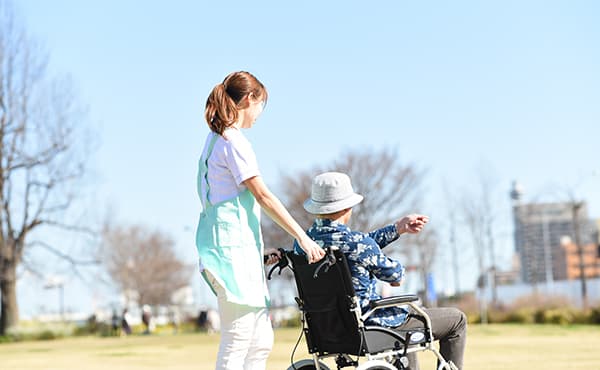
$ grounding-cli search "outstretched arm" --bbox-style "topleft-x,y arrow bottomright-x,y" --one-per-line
244,175 -> 325,263
369,214 -> 429,249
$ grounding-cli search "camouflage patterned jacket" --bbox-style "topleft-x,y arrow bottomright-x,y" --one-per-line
294,218 -> 409,327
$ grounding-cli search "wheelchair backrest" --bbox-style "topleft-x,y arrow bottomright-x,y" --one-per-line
287,248 -> 365,356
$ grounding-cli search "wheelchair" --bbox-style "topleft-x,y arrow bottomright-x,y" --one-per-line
267,247 -> 457,370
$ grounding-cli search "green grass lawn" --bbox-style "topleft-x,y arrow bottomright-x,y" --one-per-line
0,324 -> 599,369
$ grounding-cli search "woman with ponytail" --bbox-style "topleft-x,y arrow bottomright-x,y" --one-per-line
195,71 -> 325,369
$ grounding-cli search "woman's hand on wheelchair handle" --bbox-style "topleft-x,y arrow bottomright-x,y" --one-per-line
263,248 -> 282,265
297,236 -> 326,264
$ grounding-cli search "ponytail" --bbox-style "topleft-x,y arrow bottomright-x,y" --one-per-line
204,83 -> 238,135
203,71 -> 268,135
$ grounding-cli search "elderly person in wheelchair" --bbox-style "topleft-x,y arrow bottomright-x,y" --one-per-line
281,172 -> 466,370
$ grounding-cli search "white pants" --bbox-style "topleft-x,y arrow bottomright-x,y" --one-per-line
205,271 -> 274,370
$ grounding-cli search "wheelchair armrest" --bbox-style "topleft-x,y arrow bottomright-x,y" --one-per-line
369,294 -> 419,310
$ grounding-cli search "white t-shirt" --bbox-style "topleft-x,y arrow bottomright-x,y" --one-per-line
199,128 -> 260,205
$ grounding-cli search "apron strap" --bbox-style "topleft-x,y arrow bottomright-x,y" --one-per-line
200,132 -> 219,210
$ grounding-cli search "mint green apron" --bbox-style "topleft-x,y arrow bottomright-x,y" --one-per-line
195,133 -> 270,307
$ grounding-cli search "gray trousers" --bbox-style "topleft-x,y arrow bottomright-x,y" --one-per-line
396,307 -> 467,370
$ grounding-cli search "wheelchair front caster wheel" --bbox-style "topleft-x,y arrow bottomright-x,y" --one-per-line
286,359 -> 331,370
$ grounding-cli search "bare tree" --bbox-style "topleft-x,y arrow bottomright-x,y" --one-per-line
410,228 -> 438,307
0,2 -> 92,334
460,163 -> 502,322
569,199 -> 588,310
461,191 -> 488,323
558,173 -> 598,310
441,180 -> 461,296
100,225 -> 193,307
261,147 -> 426,297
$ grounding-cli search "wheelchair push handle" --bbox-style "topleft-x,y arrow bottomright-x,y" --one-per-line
266,248 -> 290,280
263,250 -> 279,264
313,248 -> 338,279
266,246 -> 338,280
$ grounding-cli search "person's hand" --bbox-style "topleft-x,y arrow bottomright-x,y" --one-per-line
297,237 -> 326,264
263,248 -> 282,265
396,214 -> 429,234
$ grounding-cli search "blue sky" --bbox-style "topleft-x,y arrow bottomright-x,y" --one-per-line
15,1 -> 600,316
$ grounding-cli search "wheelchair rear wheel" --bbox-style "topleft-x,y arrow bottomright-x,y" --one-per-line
286,359 -> 331,370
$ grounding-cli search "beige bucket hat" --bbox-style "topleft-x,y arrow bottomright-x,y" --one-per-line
303,172 -> 364,215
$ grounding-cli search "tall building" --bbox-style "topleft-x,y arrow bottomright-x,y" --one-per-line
510,181 -> 598,284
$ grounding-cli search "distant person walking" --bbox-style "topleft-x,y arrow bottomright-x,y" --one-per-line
141,305 -> 154,334
111,309 -> 120,336
121,308 -> 132,336
196,309 -> 208,331
195,71 -> 325,370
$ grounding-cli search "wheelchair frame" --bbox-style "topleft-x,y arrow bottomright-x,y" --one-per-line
268,247 -> 457,370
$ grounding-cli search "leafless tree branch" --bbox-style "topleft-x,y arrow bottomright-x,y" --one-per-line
28,240 -> 99,266
0,1 -> 93,334
100,224 -> 194,306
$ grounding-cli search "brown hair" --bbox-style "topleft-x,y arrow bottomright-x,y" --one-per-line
204,71 -> 268,135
